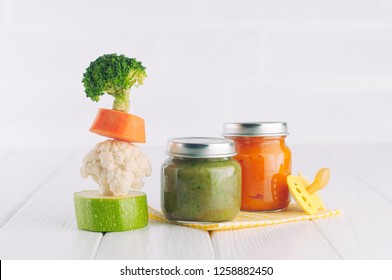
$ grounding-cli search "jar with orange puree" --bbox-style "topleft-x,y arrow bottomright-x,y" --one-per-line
223,122 -> 291,211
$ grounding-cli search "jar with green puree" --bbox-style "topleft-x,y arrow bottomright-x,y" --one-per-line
161,137 -> 241,222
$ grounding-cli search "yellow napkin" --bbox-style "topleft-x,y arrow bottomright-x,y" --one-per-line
148,204 -> 340,231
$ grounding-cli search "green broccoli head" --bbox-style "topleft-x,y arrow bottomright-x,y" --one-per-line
82,54 -> 147,112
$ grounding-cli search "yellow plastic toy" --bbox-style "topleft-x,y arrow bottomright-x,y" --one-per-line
287,168 -> 330,215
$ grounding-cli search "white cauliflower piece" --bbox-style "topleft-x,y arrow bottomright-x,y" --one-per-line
81,139 -> 152,196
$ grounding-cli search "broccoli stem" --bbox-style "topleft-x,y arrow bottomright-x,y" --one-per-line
112,89 -> 130,112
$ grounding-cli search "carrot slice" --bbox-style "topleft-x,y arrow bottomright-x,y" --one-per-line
90,108 -> 146,143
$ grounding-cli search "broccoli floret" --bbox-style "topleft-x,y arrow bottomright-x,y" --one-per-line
82,54 -> 146,112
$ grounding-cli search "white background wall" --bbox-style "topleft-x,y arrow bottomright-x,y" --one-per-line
0,0 -> 391,148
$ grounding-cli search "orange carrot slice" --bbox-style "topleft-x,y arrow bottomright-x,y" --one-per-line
90,108 -> 146,143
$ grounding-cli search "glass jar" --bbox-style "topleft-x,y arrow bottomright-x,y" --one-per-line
161,137 -> 241,222
223,122 -> 291,211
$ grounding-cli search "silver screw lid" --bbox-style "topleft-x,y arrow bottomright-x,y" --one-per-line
166,137 -> 236,158
223,122 -> 289,136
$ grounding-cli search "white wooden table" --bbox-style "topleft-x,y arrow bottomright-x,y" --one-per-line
0,144 -> 391,259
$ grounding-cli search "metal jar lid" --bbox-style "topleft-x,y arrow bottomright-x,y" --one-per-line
223,122 -> 289,137
166,137 -> 236,158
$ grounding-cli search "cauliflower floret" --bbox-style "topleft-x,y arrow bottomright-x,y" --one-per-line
81,139 -> 152,196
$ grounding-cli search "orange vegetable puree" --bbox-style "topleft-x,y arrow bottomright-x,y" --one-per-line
230,136 -> 291,211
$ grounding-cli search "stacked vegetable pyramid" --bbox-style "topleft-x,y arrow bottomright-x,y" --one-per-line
74,54 -> 152,232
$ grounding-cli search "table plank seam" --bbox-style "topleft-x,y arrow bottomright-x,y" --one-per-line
0,151 -> 77,229
92,232 -> 105,260
311,221 -> 343,259
208,231 -> 218,260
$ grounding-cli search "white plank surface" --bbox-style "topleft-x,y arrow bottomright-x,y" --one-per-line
0,149 -> 102,259
96,220 -> 215,259
211,220 -> 339,259
0,144 -> 391,259
0,148 -> 74,227
293,145 -> 392,259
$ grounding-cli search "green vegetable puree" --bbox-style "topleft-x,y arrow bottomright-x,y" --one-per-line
161,157 -> 241,222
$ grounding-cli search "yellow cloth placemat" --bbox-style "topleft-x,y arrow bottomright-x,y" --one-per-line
148,204 -> 340,231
